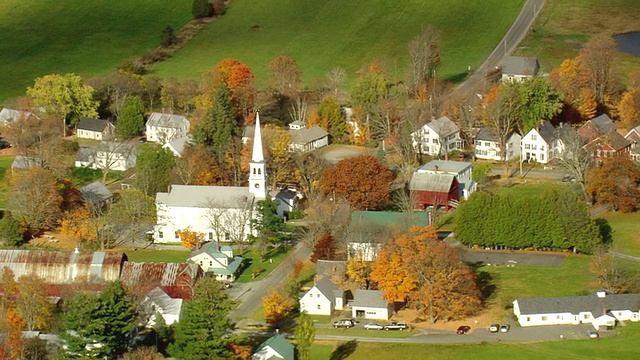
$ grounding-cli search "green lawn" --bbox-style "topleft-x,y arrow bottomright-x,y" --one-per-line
121,248 -> 190,263
235,246 -> 296,283
0,0 -> 192,103
596,212 -> 640,257
310,324 -> 640,360
154,0 -> 524,86
0,155 -> 15,209
67,167 -> 126,187
315,328 -> 414,339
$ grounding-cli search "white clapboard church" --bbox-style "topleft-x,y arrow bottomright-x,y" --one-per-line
154,113 -> 271,244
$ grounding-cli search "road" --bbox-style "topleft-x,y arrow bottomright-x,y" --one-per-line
453,0 -> 546,98
229,241 -> 313,321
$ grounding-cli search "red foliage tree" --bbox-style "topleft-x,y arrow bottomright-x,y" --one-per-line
310,233 -> 338,263
319,155 -> 394,210
586,157 -> 640,212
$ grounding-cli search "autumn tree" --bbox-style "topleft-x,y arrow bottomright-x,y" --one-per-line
371,227 -> 482,322
90,71 -> 142,117
577,36 -> 618,108
2,110 -> 63,160
26,73 -> 99,129
193,85 -> 240,163
268,54 -> 302,97
103,189 -> 156,249
350,63 -> 393,136
617,72 -> 640,129
262,289 -> 295,325
263,124 -> 292,186
557,127 -> 595,200
6,168 -> 63,235
59,205 -> 99,245
116,95 -> 146,136
406,26 -> 441,95
319,154 -> 394,210
173,144 -> 227,185
482,83 -> 521,176
310,233 -> 339,263
199,59 -> 256,118
293,152 -> 329,198
590,246 -> 633,294
586,156 -> 640,212
513,77 -> 563,134
295,312 -> 315,360
302,195 -> 351,250
318,96 -> 347,139
346,257 -> 370,289
15,275 -> 53,331
176,226 -> 205,249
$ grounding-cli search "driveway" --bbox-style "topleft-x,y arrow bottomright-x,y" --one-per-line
460,250 -> 566,267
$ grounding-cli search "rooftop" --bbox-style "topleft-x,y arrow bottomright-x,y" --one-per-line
417,160 -> 471,174
77,117 -> 112,132
427,116 -> 459,137
352,289 -> 389,308
410,172 -> 456,193
289,125 -> 329,144
350,211 -> 429,228
503,56 -> 539,76
516,292 -> 640,316
147,112 -> 190,128
156,185 -> 253,209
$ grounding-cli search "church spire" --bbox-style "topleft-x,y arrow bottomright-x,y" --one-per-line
252,112 -> 264,163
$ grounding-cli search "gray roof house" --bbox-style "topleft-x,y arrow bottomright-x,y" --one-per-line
502,56 -> 540,82
162,135 -> 193,157
143,287 -> 183,326
0,108 -> 35,125
188,242 -> 243,282
289,125 -> 329,152
145,112 -> 190,144
252,334 -> 295,360
299,276 -> 345,316
415,160 -> 475,200
80,181 -> 114,208
513,291 -> 640,330
351,289 -> 393,320
76,118 -> 115,140
410,116 -> 463,156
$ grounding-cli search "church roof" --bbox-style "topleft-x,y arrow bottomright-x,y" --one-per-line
156,185 -> 253,209
252,113 -> 265,162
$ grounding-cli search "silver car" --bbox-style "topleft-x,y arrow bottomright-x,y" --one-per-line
364,323 -> 384,330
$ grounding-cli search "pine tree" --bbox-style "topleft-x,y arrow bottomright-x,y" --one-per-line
117,96 -> 146,136
0,211 -> 25,246
295,312 -> 315,360
193,85 -> 239,163
192,0 -> 213,19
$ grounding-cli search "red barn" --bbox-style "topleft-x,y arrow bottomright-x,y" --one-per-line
578,114 -> 631,160
410,172 -> 459,211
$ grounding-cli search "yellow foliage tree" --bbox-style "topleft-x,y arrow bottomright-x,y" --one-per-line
176,227 -> 205,249
16,275 -> 53,331
576,87 -> 598,120
60,206 -> 98,243
346,257 -> 370,289
262,288 -> 295,325
617,88 -> 640,130
263,124 -> 292,186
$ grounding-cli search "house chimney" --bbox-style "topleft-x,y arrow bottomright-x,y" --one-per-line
74,245 -> 80,254
596,290 -> 606,298
167,184 -> 172,193
434,165 -> 439,173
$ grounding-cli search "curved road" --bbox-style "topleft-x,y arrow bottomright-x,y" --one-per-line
453,0 -> 546,98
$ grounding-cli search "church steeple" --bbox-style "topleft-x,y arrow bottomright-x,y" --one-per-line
249,112 -> 268,199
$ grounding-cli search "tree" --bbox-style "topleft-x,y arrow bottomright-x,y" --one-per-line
92,71 -> 142,117
371,227 -> 482,322
346,257 -> 370,289
15,275 -> 53,331
295,312 -> 315,360
577,36 -> 618,108
61,281 -> 136,359
104,189 -> 156,249
319,155 -> 394,210
173,144 -> 228,186
262,289 -> 295,325
557,126 -> 594,200
263,124 -> 292,187
326,67 -> 347,99
293,152 -> 328,198
60,205 -> 100,247
482,84 -> 521,176
169,278 -> 236,359
135,144 -> 176,196
213,0 -> 226,15
406,26 -> 441,95
96,140 -> 136,183
350,66 -> 392,136
1,112 -> 61,161
176,226 -> 205,249
161,26 -> 177,47
590,246 -> 632,293
0,212 -> 25,246
617,72 -> 640,129
268,54 -> 302,97
318,96 -> 347,139
250,199 -> 289,262
26,73 -> 99,129
193,85 -> 239,163
586,157 -> 640,212
200,59 -> 256,118
6,168 -> 63,235
117,95 -> 146,136
310,233 -> 339,263
192,0 -> 213,18
513,77 -> 563,135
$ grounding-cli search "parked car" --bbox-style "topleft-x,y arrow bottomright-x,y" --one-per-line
588,331 -> 599,339
489,324 -> 500,333
364,323 -> 384,331
500,325 -> 510,333
333,319 -> 355,328
456,325 -> 471,335
384,322 -> 408,331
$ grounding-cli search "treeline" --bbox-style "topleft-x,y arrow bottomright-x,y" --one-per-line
455,188 -> 601,253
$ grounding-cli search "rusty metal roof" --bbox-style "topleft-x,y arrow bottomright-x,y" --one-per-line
120,262 -> 202,288
0,250 -> 126,284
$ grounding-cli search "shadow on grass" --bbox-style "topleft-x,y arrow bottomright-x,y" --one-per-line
595,218 -> 613,245
469,262 -> 497,300
445,71 -> 469,83
329,339 -> 358,360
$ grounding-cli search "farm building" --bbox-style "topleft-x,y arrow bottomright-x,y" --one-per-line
351,289 -> 393,320
410,172 -> 459,211
119,261 -> 203,299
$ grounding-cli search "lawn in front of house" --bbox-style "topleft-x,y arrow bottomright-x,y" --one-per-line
235,245 -> 297,283
596,212 -> 640,258
120,248 -> 190,263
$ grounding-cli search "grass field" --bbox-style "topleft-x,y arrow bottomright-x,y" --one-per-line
0,0 -> 192,103
596,212 -> 640,257
310,324 -> 640,360
154,0 -> 524,86
0,155 -> 15,209
121,248 -> 190,263
236,246 -> 296,283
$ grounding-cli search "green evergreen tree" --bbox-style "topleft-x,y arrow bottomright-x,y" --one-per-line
0,211 -> 25,246
161,26 -> 177,48
318,96 -> 346,139
135,144 -> 176,196
192,0 -> 213,19
294,312 -> 315,360
169,278 -> 236,359
60,281 -> 136,359
250,199 -> 290,261
116,96 -> 146,137
193,85 -> 239,163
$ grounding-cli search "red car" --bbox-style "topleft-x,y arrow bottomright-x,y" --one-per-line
456,326 -> 471,334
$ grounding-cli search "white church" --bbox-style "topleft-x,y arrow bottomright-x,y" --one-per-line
154,113 -> 280,244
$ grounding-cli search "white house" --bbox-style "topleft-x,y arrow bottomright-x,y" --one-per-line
411,116 -> 463,156
520,121 -> 566,164
162,135 -> 193,157
142,287 -> 183,326
188,243 -> 243,282
513,291 -> 640,330
145,112 -> 190,144
75,142 -> 137,171
299,277 -> 345,316
0,108 -> 36,126
252,334 -> 294,360
625,125 -> 640,162
76,117 -> 115,140
502,56 -> 540,83
416,160 -> 476,200
288,123 -> 329,152
474,128 -> 521,161
154,113 -> 269,244
351,289 -> 393,320
272,189 -> 300,219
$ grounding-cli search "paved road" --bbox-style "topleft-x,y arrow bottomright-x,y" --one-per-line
230,241 -> 313,321
453,0 -> 546,98
609,251 -> 640,263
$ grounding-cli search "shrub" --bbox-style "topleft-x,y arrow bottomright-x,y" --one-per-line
192,0 -> 213,19
213,0 -> 227,15
161,26 -> 177,48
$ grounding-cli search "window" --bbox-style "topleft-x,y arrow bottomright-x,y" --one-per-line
532,135 -> 537,140
485,142 -> 491,147
317,305 -> 321,309
525,144 -> 530,150
526,317 -> 531,322
208,232 -> 213,240
532,145 -> 537,150
557,315 -> 563,320
541,316 -> 548,321
432,138 -> 438,144
253,168 -> 256,174
540,154 -> 545,161
175,232 -> 179,239
210,261 -> 213,266
540,145 -> 544,151
258,168 -> 261,175
584,314 -> 590,319
159,231 -> 164,239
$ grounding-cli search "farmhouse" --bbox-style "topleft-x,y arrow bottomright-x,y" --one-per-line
76,117 -> 115,140
473,128 -> 521,161
513,291 -> 640,330
299,277 -> 345,316
410,172 -> 459,211
501,56 -> 540,82
145,112 -> 190,143
411,116 -> 463,156
162,135 -> 193,157
252,334 -> 295,360
415,160 -> 475,199
578,114 -> 631,160
520,121 -> 568,164
288,123 -> 329,152
188,243 -> 243,282
351,289 -> 393,320
142,287 -> 183,326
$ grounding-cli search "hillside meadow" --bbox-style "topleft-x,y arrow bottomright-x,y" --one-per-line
0,0 -> 192,103
154,0 -> 524,87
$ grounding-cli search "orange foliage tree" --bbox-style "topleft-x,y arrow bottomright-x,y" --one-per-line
319,155 -> 394,210
60,205 -> 98,243
371,227 -> 482,322
267,54 -> 302,97
586,157 -> 640,212
261,289 -> 295,325
176,227 -> 205,249
173,144 -> 228,185
198,58 -> 256,118
310,233 -> 339,263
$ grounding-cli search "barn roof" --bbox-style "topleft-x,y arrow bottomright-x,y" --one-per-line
409,172 -> 455,193
120,262 -> 202,299
0,250 -> 125,284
